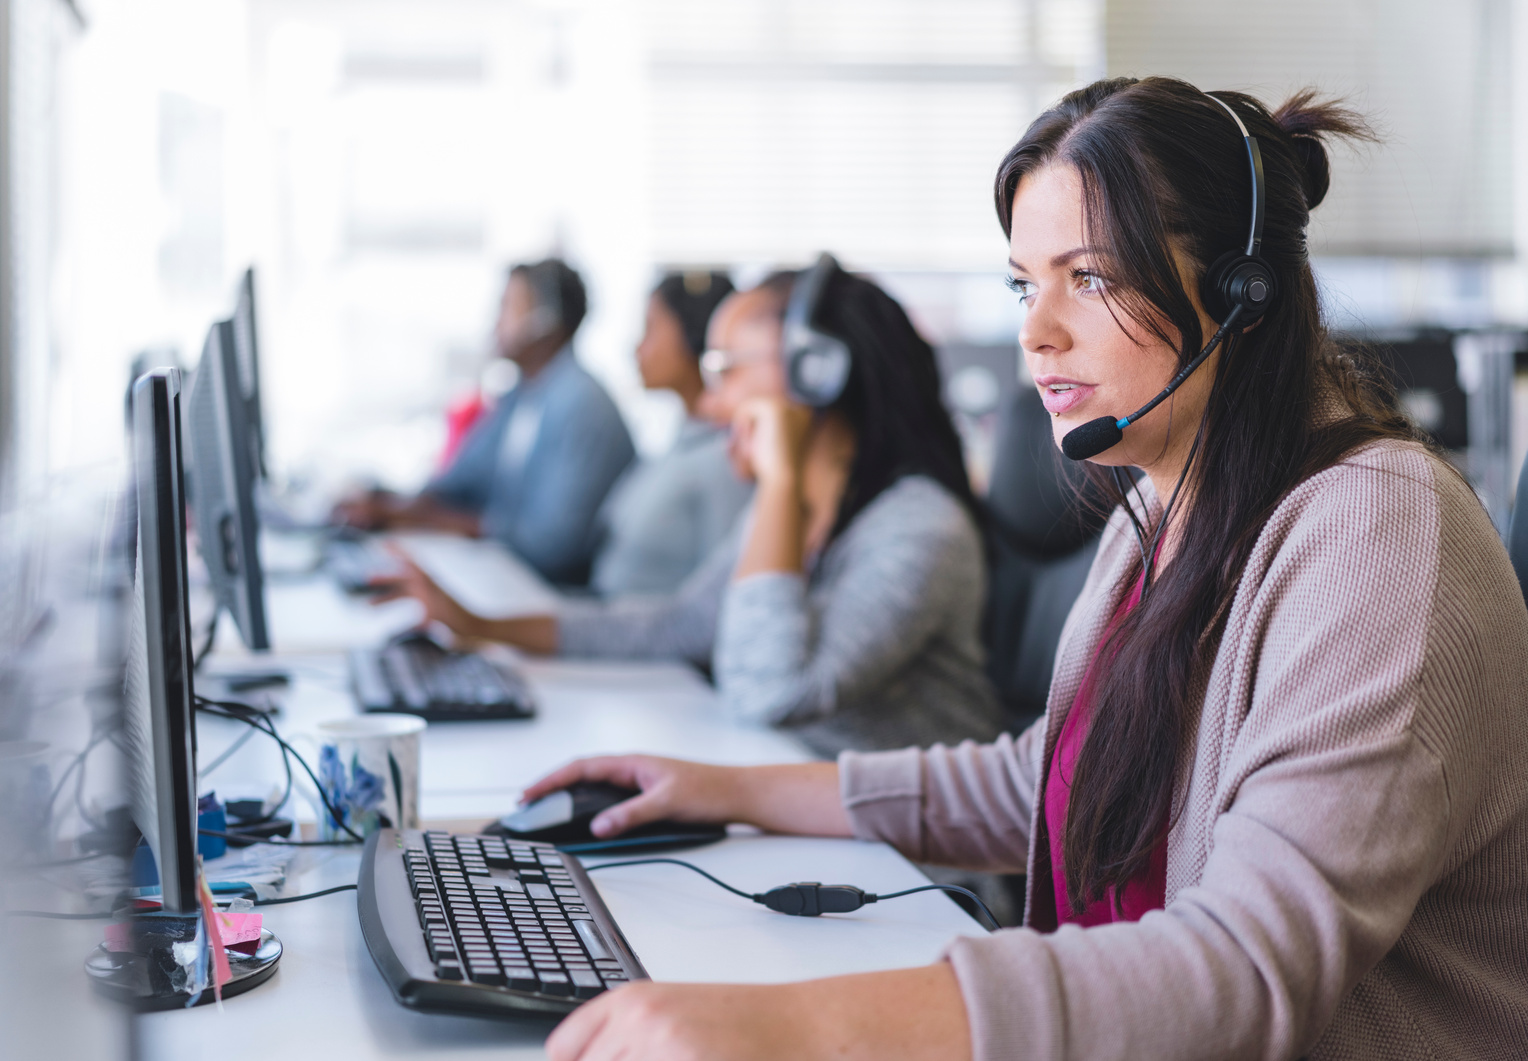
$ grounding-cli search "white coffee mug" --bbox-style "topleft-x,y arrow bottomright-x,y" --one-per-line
304,716 -> 425,840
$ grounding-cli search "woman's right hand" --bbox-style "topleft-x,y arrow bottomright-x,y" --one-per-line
521,755 -> 745,839
521,757 -> 852,840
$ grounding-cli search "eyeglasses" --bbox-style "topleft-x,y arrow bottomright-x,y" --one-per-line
699,349 -> 737,379
700,346 -> 776,389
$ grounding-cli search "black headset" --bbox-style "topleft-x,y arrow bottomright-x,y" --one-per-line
1060,94 -> 1277,462
783,253 -> 852,407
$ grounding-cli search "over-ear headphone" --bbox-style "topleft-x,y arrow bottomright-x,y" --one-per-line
1199,95 -> 1276,324
1061,94 -> 1278,463
783,253 -> 852,407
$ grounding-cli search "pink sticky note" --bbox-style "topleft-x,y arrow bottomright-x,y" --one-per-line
213,912 -> 264,946
104,922 -> 133,952
197,880 -> 233,997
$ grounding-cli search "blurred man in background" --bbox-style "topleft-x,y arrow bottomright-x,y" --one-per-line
334,259 -> 635,586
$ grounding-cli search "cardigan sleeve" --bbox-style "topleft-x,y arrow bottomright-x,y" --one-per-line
838,723 -> 1047,873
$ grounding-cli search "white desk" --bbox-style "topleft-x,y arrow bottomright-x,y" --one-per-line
150,544 -> 985,1059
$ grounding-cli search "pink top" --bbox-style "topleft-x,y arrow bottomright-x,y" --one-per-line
1043,572 -> 1166,926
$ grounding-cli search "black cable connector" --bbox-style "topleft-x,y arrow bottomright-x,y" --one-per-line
758,882 -> 869,916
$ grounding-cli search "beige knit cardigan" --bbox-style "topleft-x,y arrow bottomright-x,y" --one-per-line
840,440 -> 1528,1060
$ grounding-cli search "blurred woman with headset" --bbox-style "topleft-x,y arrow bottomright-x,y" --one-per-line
588,270 -> 753,597
378,264 -> 1006,756
519,78 -> 1528,1059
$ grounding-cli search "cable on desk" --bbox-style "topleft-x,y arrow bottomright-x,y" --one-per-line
199,724 -> 258,777
583,858 -> 758,901
252,883 -> 358,906
584,857 -> 1000,932
194,697 -> 295,830
193,612 -> 219,670
9,883 -> 360,916
195,696 -> 364,843
198,828 -> 358,848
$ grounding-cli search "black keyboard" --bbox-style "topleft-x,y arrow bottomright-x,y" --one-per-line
350,637 -> 536,722
358,829 -> 646,1018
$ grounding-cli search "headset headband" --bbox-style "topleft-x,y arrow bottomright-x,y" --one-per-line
1206,95 -> 1265,258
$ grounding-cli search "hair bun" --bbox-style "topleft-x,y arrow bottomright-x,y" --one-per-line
1270,89 -> 1376,210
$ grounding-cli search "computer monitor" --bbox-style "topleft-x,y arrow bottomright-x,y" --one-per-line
230,267 -> 267,480
123,369 -> 199,914
187,319 -> 270,651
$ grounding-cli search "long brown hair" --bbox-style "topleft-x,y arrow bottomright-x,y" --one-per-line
995,77 -> 1420,912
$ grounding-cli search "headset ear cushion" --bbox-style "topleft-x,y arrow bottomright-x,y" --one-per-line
1201,250 -> 1276,323
786,335 -> 852,407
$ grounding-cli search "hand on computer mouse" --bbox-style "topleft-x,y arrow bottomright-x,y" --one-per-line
522,755 -> 743,839
367,548 -> 484,636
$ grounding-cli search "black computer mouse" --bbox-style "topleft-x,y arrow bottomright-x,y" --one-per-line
484,781 -> 726,853
388,627 -> 447,651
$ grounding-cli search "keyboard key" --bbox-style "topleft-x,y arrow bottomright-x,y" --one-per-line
505,966 -> 537,991
468,965 -> 505,986
435,960 -> 463,981
536,972 -> 572,996
568,969 -> 604,998
572,920 -> 613,960
525,883 -> 554,901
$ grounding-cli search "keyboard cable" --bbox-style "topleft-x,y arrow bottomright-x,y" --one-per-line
584,857 -> 1001,932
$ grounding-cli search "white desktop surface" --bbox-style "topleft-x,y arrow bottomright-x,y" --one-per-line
156,547 -> 986,1059
249,530 -> 560,654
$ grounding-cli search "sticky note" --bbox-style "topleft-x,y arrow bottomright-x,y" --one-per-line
213,911 -> 264,946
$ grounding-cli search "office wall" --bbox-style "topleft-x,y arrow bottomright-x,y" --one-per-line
1106,0 -> 1516,258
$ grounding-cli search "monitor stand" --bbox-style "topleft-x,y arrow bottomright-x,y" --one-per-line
85,922 -> 283,1010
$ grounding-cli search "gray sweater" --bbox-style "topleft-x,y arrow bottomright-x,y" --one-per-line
590,420 -> 753,597
558,475 -> 1003,756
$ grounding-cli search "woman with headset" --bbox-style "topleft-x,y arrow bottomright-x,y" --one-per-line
527,78 -> 1528,1059
377,267 -> 1006,756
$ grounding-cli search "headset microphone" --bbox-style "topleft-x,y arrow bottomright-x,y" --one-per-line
1060,94 -> 1275,463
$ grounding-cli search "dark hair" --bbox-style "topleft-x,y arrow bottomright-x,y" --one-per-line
994,77 -> 1417,913
751,267 -> 980,541
654,270 -> 735,357
510,259 -> 588,338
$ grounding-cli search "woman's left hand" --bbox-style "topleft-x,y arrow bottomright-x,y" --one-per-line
545,965 -> 972,1061
729,397 -> 814,488
368,548 -> 484,639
